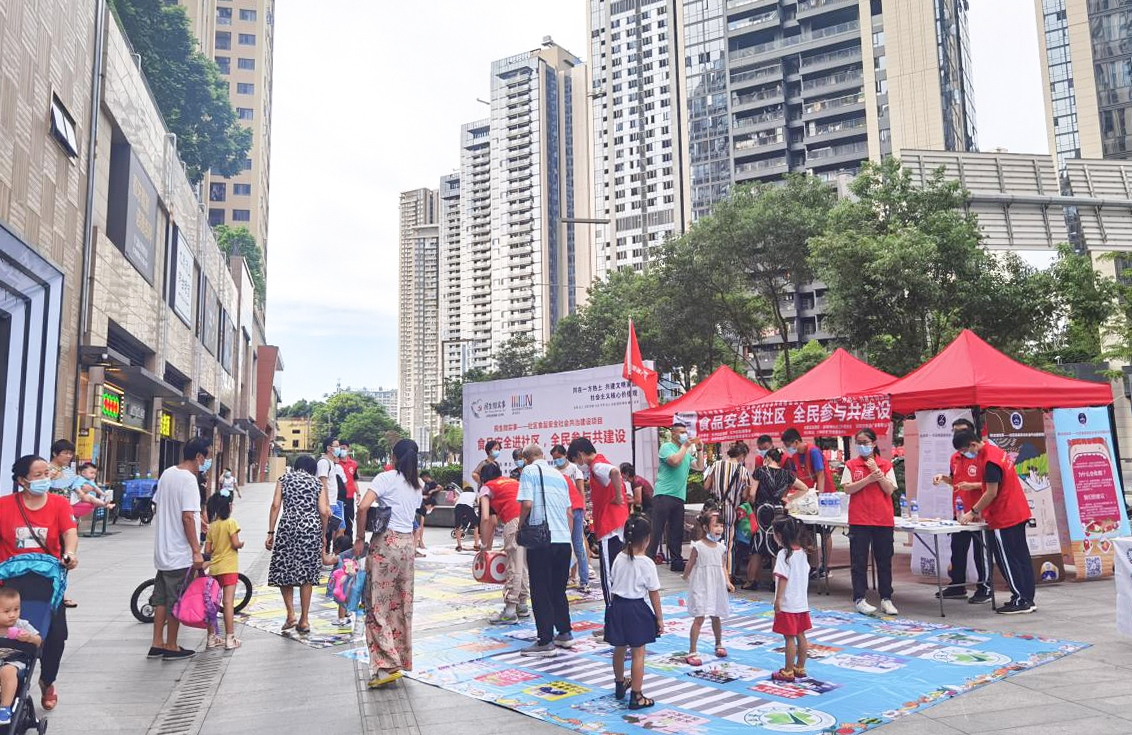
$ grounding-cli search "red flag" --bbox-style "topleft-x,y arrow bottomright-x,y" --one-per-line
623,318 -> 659,408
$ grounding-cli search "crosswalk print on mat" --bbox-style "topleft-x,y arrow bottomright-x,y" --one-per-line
406,595 -> 1086,734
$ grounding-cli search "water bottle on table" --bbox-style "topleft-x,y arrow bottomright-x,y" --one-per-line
910,498 -> 920,520
900,496 -> 909,519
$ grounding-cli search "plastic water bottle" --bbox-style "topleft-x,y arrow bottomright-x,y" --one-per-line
900,496 -> 909,518
910,498 -> 920,520
955,497 -> 964,521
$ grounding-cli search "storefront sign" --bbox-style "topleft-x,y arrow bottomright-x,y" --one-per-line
75,430 -> 95,464
100,387 -> 122,422
683,394 -> 892,444
171,226 -> 194,325
203,280 -> 218,356
985,409 -> 1064,584
120,393 -> 148,429
1052,407 -> 1132,579
462,364 -> 658,485
107,144 -> 158,284
159,411 -> 173,438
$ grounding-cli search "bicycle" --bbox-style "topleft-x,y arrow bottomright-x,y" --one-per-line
130,572 -> 254,623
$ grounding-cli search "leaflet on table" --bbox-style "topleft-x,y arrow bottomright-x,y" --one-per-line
911,409 -> 977,580
1051,407 -> 1132,580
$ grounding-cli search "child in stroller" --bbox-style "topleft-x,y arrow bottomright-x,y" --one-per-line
0,552 -> 66,734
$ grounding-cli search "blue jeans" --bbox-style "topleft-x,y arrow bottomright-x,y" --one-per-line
571,509 -> 590,586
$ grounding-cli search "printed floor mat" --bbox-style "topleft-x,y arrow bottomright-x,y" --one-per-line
400,595 -> 1087,734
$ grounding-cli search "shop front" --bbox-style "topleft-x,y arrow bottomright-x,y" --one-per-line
96,383 -> 152,484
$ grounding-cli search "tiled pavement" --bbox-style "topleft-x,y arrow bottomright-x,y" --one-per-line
45,483 -> 1132,734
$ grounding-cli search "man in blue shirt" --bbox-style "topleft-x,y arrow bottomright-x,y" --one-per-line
516,444 -> 574,657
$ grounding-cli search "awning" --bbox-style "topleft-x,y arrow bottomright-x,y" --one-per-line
214,415 -> 245,436
236,418 -> 268,439
632,365 -> 770,428
102,365 -> 182,399
163,397 -> 213,418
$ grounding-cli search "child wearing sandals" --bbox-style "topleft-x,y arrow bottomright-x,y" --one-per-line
771,515 -> 812,682
682,510 -> 734,665
606,516 -> 663,710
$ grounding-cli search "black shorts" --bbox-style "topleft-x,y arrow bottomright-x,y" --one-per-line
455,504 -> 478,529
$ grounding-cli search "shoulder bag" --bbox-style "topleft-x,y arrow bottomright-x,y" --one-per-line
364,475 -> 393,536
517,466 -> 551,549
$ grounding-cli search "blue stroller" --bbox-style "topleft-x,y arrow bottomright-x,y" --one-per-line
0,553 -> 66,734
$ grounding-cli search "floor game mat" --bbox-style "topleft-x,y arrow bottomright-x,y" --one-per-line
238,576 -> 356,648
402,595 -> 1087,734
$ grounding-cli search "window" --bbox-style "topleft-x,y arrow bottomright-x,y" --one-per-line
215,56 -> 230,74
242,158 -> 253,171
232,209 -> 251,222
233,183 -> 252,195
238,33 -> 256,45
238,58 -> 255,70
208,208 -> 225,226
237,107 -> 254,120
209,183 -> 227,202
216,31 -> 231,50
239,8 -> 257,21
236,82 -> 254,94
49,95 -> 79,157
217,7 -> 232,25
291,440 -> 299,448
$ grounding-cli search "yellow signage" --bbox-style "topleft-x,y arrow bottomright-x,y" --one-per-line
159,411 -> 173,438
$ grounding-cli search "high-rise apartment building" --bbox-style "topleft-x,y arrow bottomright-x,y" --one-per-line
684,0 -> 977,217
180,0 -> 275,267
438,172 -> 464,382
488,41 -> 593,351
588,0 -> 691,275
459,120 -> 494,372
1034,0 -> 1132,167
397,188 -> 440,452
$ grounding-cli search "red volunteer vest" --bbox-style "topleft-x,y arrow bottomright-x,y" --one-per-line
789,443 -> 835,493
590,454 -> 629,538
949,450 -> 984,518
977,443 -> 1031,530
844,455 -> 895,527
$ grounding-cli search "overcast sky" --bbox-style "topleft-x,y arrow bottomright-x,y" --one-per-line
265,0 -> 1050,404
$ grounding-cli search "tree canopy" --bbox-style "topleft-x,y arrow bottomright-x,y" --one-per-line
110,0 -> 252,184
215,225 -> 266,307
311,392 -> 403,461
772,340 -> 829,390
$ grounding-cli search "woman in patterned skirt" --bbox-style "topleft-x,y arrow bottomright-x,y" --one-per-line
353,439 -> 424,689
267,455 -> 329,633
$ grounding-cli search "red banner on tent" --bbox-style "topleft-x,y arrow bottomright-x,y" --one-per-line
683,394 -> 893,442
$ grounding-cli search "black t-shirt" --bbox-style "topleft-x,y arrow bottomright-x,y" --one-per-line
984,461 -> 1004,484
754,466 -> 797,507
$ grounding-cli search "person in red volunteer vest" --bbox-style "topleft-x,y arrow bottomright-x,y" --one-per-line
339,442 -> 359,538
751,435 -> 774,471
953,429 -> 1036,615
840,428 -> 899,616
931,418 -> 991,604
567,438 -> 628,606
476,463 -> 530,624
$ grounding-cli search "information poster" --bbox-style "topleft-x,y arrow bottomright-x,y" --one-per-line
911,409 -> 974,578
1115,537 -> 1132,637
984,409 -> 1064,584
1052,407 -> 1132,580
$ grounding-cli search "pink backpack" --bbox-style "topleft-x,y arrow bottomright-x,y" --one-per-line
172,571 -> 222,630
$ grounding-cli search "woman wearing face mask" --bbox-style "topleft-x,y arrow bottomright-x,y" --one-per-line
4,455 -> 79,711
220,468 -> 240,499
509,449 -> 526,481
841,429 -> 899,616
471,441 -> 502,489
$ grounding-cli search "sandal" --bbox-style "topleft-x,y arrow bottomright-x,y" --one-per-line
367,671 -> 403,689
224,636 -> 242,650
40,684 -> 58,711
740,582 -> 758,591
295,623 -> 311,634
281,618 -> 297,631
63,598 -> 78,609
628,691 -> 654,710
794,667 -> 808,678
685,654 -> 703,666
715,646 -> 728,659
614,679 -> 627,700
771,668 -> 795,682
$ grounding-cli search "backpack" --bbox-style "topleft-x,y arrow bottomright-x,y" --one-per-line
735,502 -> 754,544
172,570 -> 222,630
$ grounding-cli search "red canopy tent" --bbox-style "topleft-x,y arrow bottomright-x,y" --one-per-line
874,330 -> 1114,414
689,349 -> 898,441
631,364 -> 770,428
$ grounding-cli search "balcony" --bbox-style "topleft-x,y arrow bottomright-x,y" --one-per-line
732,107 -> 786,132
734,156 -> 789,180
801,68 -> 863,95
730,62 -> 783,90
732,85 -> 785,110
797,0 -> 859,18
727,0 -> 777,10
729,19 -> 860,67
806,114 -> 867,141
802,90 -> 865,120
727,9 -> 779,36
733,127 -> 785,153
800,45 -> 862,72
807,139 -> 869,165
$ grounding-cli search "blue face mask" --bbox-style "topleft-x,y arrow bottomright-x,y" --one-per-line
553,457 -> 566,468
491,450 -> 500,459
201,458 -> 213,473
706,533 -> 721,543
27,479 -> 51,496
962,451 -> 977,460
856,444 -> 874,458
757,448 -> 768,457
785,447 -> 798,457
677,434 -> 688,445
516,459 -> 526,469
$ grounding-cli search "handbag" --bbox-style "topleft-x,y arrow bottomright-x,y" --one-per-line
365,498 -> 392,535
517,466 -> 551,549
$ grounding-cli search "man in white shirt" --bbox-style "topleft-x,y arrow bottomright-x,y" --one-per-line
316,437 -> 339,543
149,437 -> 210,661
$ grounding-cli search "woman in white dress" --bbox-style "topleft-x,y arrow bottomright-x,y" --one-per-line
682,510 -> 734,666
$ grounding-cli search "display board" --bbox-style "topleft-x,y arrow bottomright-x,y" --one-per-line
1115,537 -> 1132,637
462,365 -> 658,486
1051,407 -> 1132,580
910,409 -> 975,579
984,409 -> 1065,584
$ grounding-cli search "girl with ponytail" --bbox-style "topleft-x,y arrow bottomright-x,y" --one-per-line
605,515 -> 661,710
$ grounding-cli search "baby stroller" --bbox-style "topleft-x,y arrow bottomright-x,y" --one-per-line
0,553 -> 66,734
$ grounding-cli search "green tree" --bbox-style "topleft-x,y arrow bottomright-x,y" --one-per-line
492,333 -> 541,380
809,157 -> 1057,375
772,340 -> 830,389
1037,245 -> 1116,365
537,315 -> 603,374
109,0 -> 252,184
339,406 -> 402,462
278,399 -> 318,418
431,424 -> 464,464
433,368 -> 490,422
311,392 -> 396,442
215,225 -> 266,307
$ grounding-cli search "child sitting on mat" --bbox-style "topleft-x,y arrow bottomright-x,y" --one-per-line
606,515 -> 662,711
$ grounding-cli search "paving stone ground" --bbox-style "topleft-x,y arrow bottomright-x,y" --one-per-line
44,482 -> 1132,734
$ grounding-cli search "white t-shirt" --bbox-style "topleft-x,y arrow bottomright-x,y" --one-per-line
369,471 -> 423,533
773,548 -> 811,614
153,466 -> 201,571
840,467 -> 898,486
610,552 -> 661,601
456,489 -> 477,508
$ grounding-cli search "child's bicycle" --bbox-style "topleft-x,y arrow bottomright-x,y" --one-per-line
130,572 -> 254,623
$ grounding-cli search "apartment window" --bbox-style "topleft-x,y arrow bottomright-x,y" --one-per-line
238,57 -> 256,70
215,56 -> 231,74
216,31 -> 231,50
242,158 -> 253,171
239,8 -> 257,21
208,208 -> 225,226
236,107 -> 254,120
49,95 -> 79,158
232,209 -> 251,222
209,183 -> 227,202
291,440 -> 299,448
217,7 -> 232,25
238,33 -> 256,45
233,183 -> 252,195
236,82 -> 254,94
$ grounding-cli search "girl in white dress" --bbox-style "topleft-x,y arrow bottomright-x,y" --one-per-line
682,510 -> 734,665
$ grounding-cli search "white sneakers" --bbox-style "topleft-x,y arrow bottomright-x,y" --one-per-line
855,599 -> 877,615
880,599 -> 899,616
